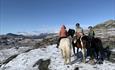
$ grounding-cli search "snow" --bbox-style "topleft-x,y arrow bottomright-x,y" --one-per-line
0,47 -> 32,63
1,45 -> 115,70
108,28 -> 115,31
111,49 -> 115,52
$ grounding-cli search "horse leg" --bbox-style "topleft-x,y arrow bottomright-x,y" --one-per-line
73,45 -> 75,55
89,48 -> 95,64
94,47 -> 99,60
64,51 -> 67,64
87,47 -> 90,57
72,42 -> 76,55
62,48 -> 67,64
81,48 -> 86,63
80,37 -> 86,63
61,49 -> 64,58
77,48 -> 79,53
64,55 -> 67,64
96,50 -> 99,60
68,47 -> 71,64
66,46 -> 71,64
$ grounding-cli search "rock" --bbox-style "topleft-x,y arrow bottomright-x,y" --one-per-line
74,67 -> 79,70
109,50 -> 115,63
33,59 -> 51,70
24,49 -> 32,53
2,54 -> 18,64
33,37 -> 58,49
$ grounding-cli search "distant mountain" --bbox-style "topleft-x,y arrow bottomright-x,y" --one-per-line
93,19 -> 115,29
17,31 -> 57,36
6,33 -> 24,38
0,32 -> 57,39
17,31 -> 40,36
31,33 -> 57,39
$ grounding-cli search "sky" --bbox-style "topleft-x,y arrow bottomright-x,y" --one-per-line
0,0 -> 115,34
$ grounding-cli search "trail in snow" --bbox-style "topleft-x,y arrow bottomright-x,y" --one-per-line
0,45 -> 115,70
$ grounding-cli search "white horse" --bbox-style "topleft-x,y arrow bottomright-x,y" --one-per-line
59,36 -> 72,64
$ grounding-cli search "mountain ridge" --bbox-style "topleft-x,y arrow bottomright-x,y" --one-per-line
93,19 -> 115,29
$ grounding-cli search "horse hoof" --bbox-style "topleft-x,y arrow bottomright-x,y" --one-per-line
89,60 -> 95,65
83,62 -> 86,63
82,60 -> 86,63
64,63 -> 67,65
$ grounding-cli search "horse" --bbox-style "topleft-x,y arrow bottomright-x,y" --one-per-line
68,29 -> 105,63
68,29 -> 81,55
74,35 -> 90,63
91,37 -> 105,61
58,36 -> 73,64
68,29 -> 77,54
67,29 -> 87,62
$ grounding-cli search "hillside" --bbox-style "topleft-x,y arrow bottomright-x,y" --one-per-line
93,19 -> 115,29
84,19 -> 115,48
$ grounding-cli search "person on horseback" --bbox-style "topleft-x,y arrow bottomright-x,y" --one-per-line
75,23 -> 84,39
73,23 -> 84,53
88,26 -> 95,40
88,26 -> 96,63
56,25 -> 68,48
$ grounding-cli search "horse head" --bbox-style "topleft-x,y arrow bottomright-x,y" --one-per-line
68,29 -> 75,38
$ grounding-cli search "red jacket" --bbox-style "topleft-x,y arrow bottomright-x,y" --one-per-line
59,25 -> 68,37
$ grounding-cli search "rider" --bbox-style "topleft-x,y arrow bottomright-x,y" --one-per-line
88,26 -> 95,40
74,23 -> 84,53
75,23 -> 84,40
88,26 -> 95,58
56,25 -> 68,48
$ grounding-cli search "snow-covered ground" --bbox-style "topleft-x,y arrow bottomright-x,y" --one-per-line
111,49 -> 115,52
0,45 -> 115,70
0,47 -> 32,64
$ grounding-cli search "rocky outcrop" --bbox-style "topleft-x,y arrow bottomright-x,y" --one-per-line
92,20 -> 115,48
33,36 -> 58,48
33,59 -> 51,70
93,20 -> 115,29
2,54 -> 18,65
110,49 -> 115,63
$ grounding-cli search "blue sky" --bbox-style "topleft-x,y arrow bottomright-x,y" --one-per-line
0,0 -> 115,34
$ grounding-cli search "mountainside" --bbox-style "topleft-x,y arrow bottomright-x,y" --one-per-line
93,19 -> 115,29
92,19 -> 115,48
0,33 -> 58,49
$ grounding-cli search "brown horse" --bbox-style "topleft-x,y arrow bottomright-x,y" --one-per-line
68,29 -> 105,63
73,35 -> 90,63
68,29 -> 88,62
